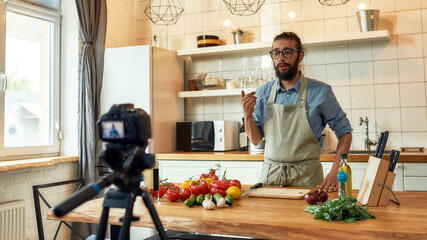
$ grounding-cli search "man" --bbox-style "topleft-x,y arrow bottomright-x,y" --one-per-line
241,32 -> 352,192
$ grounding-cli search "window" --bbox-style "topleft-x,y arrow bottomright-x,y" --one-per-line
0,0 -> 60,159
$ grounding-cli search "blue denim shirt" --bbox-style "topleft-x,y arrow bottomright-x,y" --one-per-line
253,74 -> 352,147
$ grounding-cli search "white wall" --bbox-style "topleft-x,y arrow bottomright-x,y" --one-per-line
135,0 -> 427,152
0,162 -> 78,240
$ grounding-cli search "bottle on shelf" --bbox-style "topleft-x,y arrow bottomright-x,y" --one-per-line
337,171 -> 348,198
337,153 -> 352,197
239,118 -> 248,151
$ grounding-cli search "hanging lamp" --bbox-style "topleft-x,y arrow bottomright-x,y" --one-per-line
223,0 -> 265,16
318,0 -> 350,6
144,0 -> 184,25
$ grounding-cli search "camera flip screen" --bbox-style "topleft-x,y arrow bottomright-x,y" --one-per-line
102,121 -> 125,139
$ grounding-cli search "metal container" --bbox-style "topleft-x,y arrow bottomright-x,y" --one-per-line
356,9 -> 379,32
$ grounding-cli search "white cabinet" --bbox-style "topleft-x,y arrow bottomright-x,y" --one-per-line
159,160 -> 418,192
158,160 -> 219,182
320,162 -> 404,191
403,163 -> 427,191
219,161 -> 263,185
158,160 -> 262,184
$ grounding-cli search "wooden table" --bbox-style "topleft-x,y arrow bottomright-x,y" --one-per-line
47,188 -> 427,239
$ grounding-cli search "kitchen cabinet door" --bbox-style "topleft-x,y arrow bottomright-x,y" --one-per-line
403,163 -> 427,191
158,160 -> 219,182
219,161 -> 263,185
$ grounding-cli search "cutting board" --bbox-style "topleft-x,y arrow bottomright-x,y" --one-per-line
248,188 -> 310,199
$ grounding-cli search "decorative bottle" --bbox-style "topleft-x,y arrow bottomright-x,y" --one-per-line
239,118 -> 248,151
337,153 -> 352,197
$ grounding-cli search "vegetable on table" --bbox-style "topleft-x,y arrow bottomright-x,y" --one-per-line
202,196 -> 215,210
196,194 -> 205,205
184,194 -> 197,207
225,186 -> 241,200
304,196 -> 375,223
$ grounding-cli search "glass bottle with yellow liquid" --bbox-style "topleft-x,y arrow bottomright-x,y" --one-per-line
337,153 -> 352,197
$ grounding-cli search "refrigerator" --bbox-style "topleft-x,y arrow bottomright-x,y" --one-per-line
101,45 -> 184,154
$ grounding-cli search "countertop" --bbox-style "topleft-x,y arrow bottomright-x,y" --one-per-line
47,187 -> 427,239
156,150 -> 427,163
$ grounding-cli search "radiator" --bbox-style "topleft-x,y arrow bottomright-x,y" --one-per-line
0,200 -> 26,240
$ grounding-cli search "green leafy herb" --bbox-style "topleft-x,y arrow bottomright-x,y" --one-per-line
304,196 -> 375,223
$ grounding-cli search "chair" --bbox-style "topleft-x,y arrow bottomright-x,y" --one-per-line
32,178 -> 93,240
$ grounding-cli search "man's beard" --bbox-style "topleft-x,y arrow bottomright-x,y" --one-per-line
274,58 -> 299,81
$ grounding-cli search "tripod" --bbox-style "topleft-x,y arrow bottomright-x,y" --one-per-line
95,175 -> 168,240
53,145 -> 169,240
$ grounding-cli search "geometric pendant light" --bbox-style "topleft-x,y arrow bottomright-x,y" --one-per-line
318,0 -> 350,6
144,0 -> 184,25
223,0 -> 265,16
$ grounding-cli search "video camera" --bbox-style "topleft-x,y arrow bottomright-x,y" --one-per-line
98,103 -> 151,146
97,104 -> 155,174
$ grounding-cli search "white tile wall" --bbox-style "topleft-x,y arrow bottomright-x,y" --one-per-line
135,0 -> 427,152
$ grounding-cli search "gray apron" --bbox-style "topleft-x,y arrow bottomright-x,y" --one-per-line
259,74 -> 323,187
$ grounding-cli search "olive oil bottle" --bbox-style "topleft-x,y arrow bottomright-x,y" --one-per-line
337,154 -> 352,197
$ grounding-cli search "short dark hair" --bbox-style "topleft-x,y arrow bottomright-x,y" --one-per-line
273,31 -> 303,51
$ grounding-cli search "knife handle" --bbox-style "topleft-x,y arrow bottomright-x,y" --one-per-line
388,150 -> 396,171
375,133 -> 384,157
251,182 -> 263,189
378,131 -> 389,158
391,151 -> 400,172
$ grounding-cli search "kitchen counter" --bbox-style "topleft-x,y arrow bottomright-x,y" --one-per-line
47,187 -> 427,239
156,151 -> 427,163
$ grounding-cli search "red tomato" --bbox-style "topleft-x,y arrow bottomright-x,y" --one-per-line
229,179 -> 241,189
159,186 -> 168,198
210,187 -> 226,197
179,187 -> 191,201
198,180 -> 209,194
200,173 -> 207,179
190,182 -> 201,196
149,189 -> 158,199
165,189 -> 179,202
210,180 -> 229,190
211,175 -> 219,180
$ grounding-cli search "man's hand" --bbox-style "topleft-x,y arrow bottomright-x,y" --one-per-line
317,168 -> 338,192
241,91 -> 257,119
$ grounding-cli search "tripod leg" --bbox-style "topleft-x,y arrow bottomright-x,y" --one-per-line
96,207 -> 110,240
118,192 -> 136,240
141,189 -> 168,240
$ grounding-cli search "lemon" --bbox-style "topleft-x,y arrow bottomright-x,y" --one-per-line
225,186 -> 241,200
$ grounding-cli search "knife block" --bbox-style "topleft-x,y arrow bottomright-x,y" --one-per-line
357,156 -> 396,207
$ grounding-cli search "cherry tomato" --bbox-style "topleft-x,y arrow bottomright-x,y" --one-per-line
210,187 -> 226,197
210,180 -> 229,190
229,179 -> 241,189
200,173 -> 207,179
211,175 -> 219,180
159,186 -> 168,198
179,187 -> 191,201
197,180 -> 209,194
165,189 -> 179,202
190,182 -> 201,196
209,169 -> 216,175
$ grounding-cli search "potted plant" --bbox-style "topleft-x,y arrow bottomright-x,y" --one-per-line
231,28 -> 244,44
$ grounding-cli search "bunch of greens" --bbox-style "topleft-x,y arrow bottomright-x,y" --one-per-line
304,196 -> 375,223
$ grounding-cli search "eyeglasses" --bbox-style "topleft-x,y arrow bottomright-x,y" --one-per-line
269,48 -> 300,59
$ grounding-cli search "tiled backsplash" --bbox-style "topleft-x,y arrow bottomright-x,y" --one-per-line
136,0 -> 427,152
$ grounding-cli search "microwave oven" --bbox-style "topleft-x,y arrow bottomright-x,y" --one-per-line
176,121 -> 239,151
